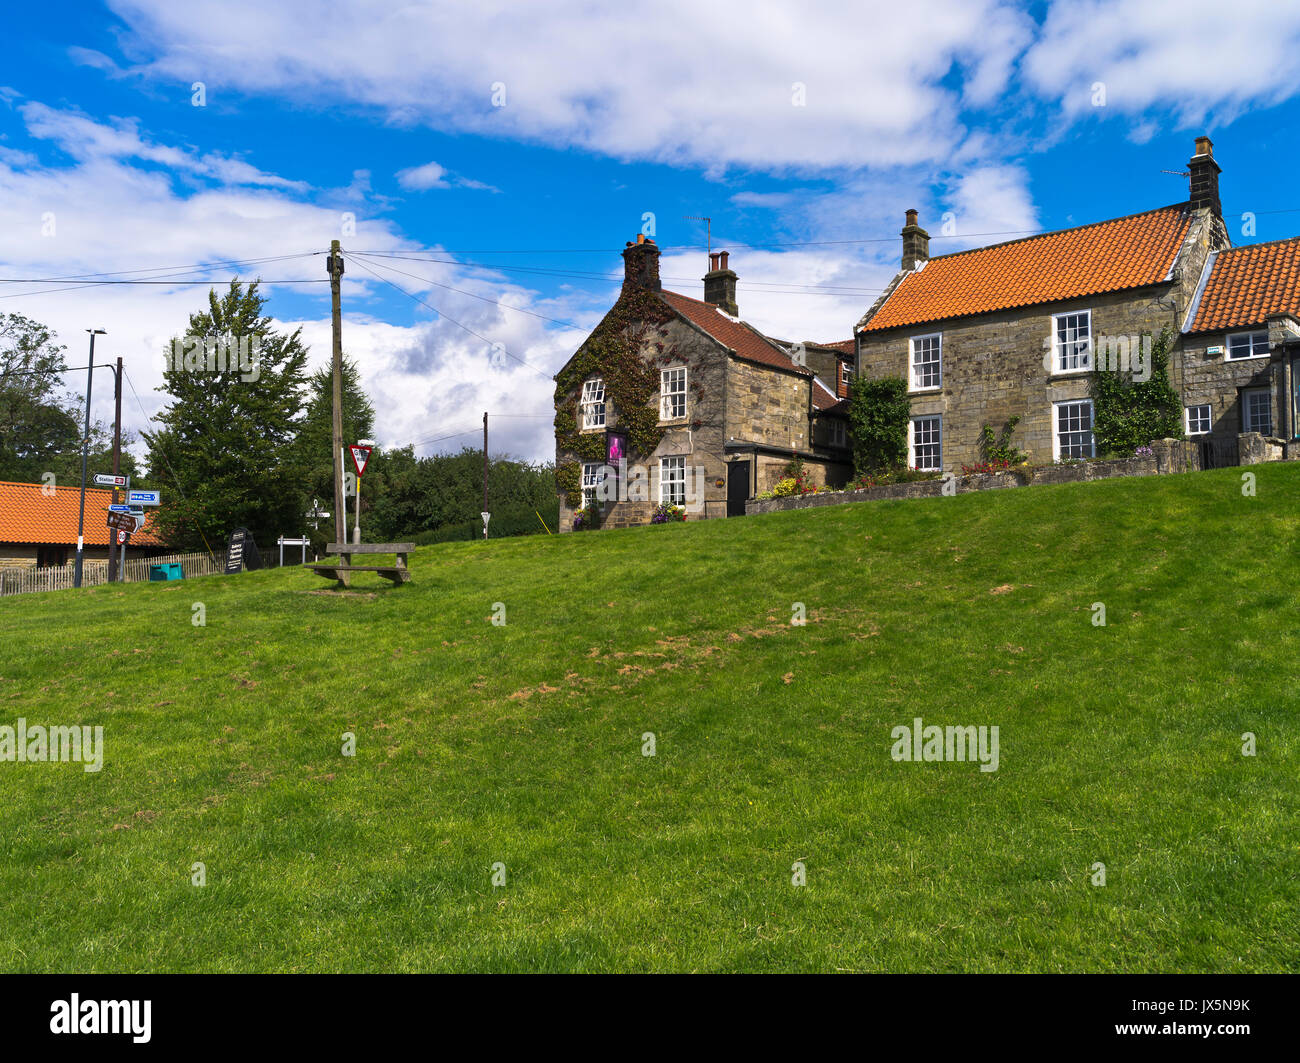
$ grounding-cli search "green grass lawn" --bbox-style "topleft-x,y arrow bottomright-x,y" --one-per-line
1,464 -> 1297,972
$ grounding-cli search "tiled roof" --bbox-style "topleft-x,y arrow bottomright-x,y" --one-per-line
0,480 -> 164,547
812,377 -> 841,411
862,204 -> 1193,332
1186,237 -> 1300,332
816,339 -> 855,354
660,290 -> 811,375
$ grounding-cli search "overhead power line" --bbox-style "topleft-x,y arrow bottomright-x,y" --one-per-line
342,253 -> 557,381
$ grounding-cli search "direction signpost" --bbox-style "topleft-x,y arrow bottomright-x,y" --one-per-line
106,510 -> 135,533
94,474 -> 126,487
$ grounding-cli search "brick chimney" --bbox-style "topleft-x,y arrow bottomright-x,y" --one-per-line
622,234 -> 661,291
901,209 -> 930,270
703,249 -> 738,316
1188,135 -> 1221,215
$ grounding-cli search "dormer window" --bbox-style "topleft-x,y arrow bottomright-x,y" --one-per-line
580,378 -> 605,429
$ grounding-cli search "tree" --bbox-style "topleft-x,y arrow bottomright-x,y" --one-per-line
846,376 -> 910,474
145,281 -> 309,552
0,312 -> 143,487
0,313 -> 77,482
292,356 -> 375,543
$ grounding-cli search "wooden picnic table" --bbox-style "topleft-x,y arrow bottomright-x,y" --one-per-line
308,543 -> 415,587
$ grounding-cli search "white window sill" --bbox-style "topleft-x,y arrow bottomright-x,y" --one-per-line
1225,354 -> 1269,361
1049,367 -> 1092,377
909,385 -> 942,394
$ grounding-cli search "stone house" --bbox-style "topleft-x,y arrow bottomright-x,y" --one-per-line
553,237 -> 852,531
854,137 -> 1298,473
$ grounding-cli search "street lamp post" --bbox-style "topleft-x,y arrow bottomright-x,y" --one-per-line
73,329 -> 107,588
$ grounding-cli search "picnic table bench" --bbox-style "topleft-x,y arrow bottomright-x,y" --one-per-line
308,543 -> 415,587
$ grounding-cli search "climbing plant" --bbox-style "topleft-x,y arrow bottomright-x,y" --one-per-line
554,286 -> 676,464
1090,326 -> 1183,457
846,375 -> 910,475
553,283 -> 723,510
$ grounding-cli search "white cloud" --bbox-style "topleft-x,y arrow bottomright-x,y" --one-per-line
0,101 -> 597,465
106,0 -> 1037,172
1022,0 -> 1300,127
20,102 -> 309,191
395,160 -> 498,193
396,161 -> 448,190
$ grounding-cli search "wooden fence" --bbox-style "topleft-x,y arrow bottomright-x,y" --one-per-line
0,550 -> 227,597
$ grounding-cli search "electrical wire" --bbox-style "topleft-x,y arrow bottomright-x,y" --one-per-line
342,253 -> 556,381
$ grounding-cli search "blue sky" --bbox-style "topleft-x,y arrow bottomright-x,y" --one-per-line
3,0 -> 1299,462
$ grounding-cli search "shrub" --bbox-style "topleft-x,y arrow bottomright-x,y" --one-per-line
1091,327 -> 1183,457
846,376 -> 909,475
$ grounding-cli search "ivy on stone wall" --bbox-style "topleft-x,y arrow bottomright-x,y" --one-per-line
1090,327 -> 1184,457
846,376 -> 910,474
553,286 -> 677,471
556,460 -> 581,508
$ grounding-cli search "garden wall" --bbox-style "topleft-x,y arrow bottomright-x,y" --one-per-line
745,437 -> 1212,516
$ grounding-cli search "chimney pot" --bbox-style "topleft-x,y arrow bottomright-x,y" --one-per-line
703,249 -> 738,316
1188,134 -> 1222,215
622,235 -> 661,291
901,210 -> 930,271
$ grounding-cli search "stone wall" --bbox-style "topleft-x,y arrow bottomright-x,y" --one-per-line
745,438 -> 1206,516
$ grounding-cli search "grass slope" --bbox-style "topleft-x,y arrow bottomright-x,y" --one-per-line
1,465 -> 1297,972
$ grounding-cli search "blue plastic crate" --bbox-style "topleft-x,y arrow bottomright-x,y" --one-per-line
149,563 -> 184,581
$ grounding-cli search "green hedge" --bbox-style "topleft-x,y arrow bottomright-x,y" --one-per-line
412,501 -> 559,545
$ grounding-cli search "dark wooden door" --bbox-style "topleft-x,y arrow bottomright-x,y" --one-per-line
727,460 -> 751,517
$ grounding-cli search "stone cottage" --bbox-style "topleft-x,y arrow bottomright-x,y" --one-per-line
854,137 -> 1298,473
553,237 -> 852,531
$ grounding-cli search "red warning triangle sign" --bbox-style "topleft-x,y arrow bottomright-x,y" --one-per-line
348,445 -> 373,477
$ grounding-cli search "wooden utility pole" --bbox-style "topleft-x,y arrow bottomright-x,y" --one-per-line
328,240 -> 345,545
482,411 -> 489,539
107,356 -> 123,583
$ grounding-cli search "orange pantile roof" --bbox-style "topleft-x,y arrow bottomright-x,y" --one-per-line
862,204 -> 1193,332
1186,237 -> 1300,333
0,480 -> 164,547
660,289 -> 811,376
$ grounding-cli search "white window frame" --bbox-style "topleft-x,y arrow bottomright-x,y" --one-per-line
658,456 -> 686,505
909,414 -> 942,471
1242,388 -> 1272,435
1185,404 -> 1212,436
1052,310 -> 1093,374
659,366 -> 687,421
840,360 -> 852,393
579,378 -> 605,430
909,333 -> 942,391
1226,330 -> 1269,361
1052,399 -> 1095,460
580,462 -> 603,508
